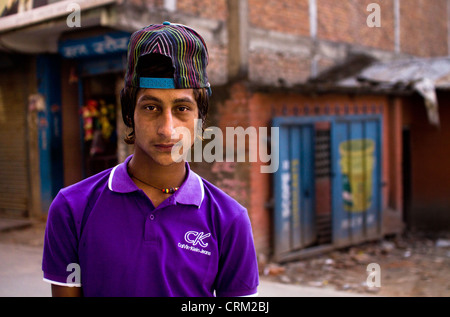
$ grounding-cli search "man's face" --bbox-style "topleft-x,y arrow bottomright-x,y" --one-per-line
134,88 -> 199,166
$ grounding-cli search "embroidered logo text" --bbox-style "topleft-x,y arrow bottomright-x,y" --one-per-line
178,231 -> 211,256
184,231 -> 211,247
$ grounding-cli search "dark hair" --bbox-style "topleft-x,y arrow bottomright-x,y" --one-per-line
120,54 -> 209,144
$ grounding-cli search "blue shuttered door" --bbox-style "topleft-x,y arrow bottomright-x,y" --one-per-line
274,122 -> 316,256
331,116 -> 382,247
273,115 -> 382,259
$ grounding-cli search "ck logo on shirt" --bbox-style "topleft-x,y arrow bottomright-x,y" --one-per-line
184,231 -> 211,248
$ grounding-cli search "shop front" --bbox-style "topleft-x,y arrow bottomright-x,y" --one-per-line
0,0 -> 132,216
57,29 -> 130,184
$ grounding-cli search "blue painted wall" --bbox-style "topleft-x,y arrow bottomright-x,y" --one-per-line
37,54 -> 64,213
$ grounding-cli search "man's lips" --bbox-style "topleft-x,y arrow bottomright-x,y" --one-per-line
154,144 -> 175,152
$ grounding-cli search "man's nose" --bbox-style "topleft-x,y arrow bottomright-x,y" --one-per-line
157,111 -> 175,139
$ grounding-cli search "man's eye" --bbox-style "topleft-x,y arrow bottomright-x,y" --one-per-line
178,106 -> 189,112
144,105 -> 157,111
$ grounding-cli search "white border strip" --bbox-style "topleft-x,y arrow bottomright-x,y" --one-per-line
238,292 -> 259,297
108,164 -> 119,192
191,172 -> 205,208
43,278 -> 81,288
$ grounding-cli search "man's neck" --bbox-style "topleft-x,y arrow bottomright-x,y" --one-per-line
127,152 -> 187,190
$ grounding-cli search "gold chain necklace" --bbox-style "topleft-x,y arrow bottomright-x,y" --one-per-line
130,174 -> 179,194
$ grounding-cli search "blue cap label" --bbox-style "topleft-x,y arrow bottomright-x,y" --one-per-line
140,77 -> 176,89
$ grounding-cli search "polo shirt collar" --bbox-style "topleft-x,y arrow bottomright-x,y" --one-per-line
175,165 -> 205,209
108,155 -> 204,208
107,155 -> 137,194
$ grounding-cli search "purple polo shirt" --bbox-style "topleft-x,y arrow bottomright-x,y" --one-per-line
42,155 -> 259,297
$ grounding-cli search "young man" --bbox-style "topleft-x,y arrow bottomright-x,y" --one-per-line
42,22 -> 259,297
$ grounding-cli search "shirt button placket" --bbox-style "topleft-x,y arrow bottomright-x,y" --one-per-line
144,213 -> 158,243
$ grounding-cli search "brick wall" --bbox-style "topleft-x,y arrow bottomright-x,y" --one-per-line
247,0 -> 310,87
169,0 -> 229,85
205,44 -> 228,86
126,0 -> 450,86
190,83 -> 252,208
128,0 -> 164,9
316,0 -> 448,56
245,0 -> 449,87
177,0 -> 227,21
125,0 -> 450,87
212,84 -> 251,207
400,0 -> 448,57
249,51 -> 311,87
248,0 -> 310,36
317,0 -> 396,51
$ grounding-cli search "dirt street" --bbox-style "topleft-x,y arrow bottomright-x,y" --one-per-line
1,220 -> 449,297
262,232 -> 450,297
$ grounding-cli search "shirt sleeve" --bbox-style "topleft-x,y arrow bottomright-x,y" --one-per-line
42,191 -> 81,287
214,209 -> 259,297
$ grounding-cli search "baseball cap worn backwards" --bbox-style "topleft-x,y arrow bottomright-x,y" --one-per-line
124,21 -> 211,96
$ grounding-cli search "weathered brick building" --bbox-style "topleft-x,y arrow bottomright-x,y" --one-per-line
1,0 -> 449,261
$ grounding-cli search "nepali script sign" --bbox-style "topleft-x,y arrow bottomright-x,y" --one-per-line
59,31 -> 130,58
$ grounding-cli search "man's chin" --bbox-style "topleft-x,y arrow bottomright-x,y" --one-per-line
152,153 -> 185,166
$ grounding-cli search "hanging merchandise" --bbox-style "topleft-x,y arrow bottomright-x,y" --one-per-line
81,99 -> 99,141
98,100 -> 115,140
81,99 -> 116,156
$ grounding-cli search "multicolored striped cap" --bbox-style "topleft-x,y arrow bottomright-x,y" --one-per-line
124,21 -> 211,96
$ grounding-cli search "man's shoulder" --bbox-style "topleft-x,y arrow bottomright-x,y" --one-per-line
199,177 -> 254,251
200,177 -> 247,216
47,168 -> 115,234
58,168 -> 113,204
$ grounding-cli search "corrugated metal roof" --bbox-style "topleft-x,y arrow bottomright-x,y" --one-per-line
335,57 -> 450,126
340,57 -> 450,90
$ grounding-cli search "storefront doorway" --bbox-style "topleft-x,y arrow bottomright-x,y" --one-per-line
58,29 -> 130,181
80,73 -> 120,177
